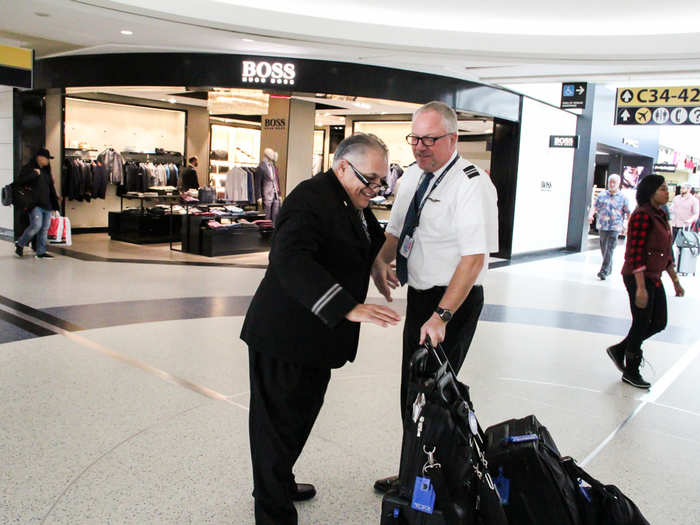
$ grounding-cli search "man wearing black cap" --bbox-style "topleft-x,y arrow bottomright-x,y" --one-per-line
14,148 -> 60,259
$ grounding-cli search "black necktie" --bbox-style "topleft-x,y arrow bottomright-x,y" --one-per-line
396,172 -> 434,285
358,210 -> 370,242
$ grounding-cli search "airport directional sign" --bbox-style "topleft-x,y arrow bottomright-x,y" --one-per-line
616,86 -> 700,125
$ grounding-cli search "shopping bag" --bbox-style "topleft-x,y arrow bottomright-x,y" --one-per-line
48,216 -> 72,246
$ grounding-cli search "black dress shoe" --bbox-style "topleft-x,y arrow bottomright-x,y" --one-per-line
374,475 -> 399,494
14,243 -> 23,257
291,483 -> 316,502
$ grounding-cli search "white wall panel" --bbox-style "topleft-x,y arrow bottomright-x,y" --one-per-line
512,98 -> 577,255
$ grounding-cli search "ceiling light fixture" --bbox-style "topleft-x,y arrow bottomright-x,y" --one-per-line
242,38 -> 254,43
120,30 -> 133,35
167,98 -> 177,103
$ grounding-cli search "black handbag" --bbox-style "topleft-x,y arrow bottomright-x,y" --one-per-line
561,457 -> 650,525
384,341 -> 507,525
12,185 -> 36,211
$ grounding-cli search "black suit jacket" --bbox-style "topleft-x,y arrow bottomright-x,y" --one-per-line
241,169 -> 386,369
180,165 -> 199,191
16,159 -> 59,211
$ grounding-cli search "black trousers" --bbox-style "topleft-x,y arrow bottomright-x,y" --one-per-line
400,285 -> 484,418
618,274 -> 668,358
248,348 -> 331,525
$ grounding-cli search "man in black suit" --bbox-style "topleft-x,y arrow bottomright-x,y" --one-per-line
180,156 -> 199,191
241,133 -> 401,525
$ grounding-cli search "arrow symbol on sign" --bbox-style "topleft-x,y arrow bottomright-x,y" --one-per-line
621,90 -> 633,103
621,109 -> 631,122
576,86 -> 585,95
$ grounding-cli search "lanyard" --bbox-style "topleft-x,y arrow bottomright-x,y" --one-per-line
413,155 -> 460,229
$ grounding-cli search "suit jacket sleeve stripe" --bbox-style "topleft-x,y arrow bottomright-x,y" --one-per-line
271,203 -> 359,328
312,284 -> 341,315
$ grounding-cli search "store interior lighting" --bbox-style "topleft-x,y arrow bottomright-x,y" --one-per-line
208,89 -> 270,115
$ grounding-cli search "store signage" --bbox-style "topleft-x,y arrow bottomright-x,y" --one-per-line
653,163 -> 677,173
540,180 -> 553,192
263,118 -> 287,130
549,135 -> 579,148
622,137 -> 639,148
242,60 -> 296,85
560,82 -> 587,109
616,85 -> 700,125
0,44 -> 32,88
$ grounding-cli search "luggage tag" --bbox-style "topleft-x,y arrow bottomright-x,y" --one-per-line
493,467 -> 510,505
400,235 -> 414,258
578,480 -> 593,504
411,476 -> 436,514
507,433 -> 538,444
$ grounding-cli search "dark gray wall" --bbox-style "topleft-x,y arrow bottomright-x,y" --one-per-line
566,85 -> 660,251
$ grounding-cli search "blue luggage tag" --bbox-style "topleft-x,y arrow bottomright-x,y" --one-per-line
411,476 -> 436,514
578,480 -> 593,503
507,433 -> 539,444
493,467 -> 510,505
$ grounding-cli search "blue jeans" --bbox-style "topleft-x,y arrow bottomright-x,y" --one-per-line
17,207 -> 53,255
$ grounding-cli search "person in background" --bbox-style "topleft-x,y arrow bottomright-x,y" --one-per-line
180,156 -> 199,191
14,148 -> 60,259
589,174 -> 631,280
670,183 -> 699,240
605,175 -> 684,389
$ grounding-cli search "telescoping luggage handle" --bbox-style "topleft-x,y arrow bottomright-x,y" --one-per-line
422,337 -> 497,493
422,338 -> 483,441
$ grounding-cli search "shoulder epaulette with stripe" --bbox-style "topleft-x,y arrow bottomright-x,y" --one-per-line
463,165 -> 479,178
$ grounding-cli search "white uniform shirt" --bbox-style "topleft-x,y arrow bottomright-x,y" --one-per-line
386,152 -> 499,290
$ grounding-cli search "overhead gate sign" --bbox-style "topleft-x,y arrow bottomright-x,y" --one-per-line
616,86 -> 700,125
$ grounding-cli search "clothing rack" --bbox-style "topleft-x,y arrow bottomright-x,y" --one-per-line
121,151 -> 184,165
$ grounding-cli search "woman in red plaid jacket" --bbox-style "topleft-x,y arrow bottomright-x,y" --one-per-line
605,175 -> 685,389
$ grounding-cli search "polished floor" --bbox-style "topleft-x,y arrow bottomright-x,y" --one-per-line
1,236 -> 699,524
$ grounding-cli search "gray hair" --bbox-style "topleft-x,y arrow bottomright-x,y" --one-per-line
608,173 -> 621,184
413,101 -> 458,134
332,133 -> 388,168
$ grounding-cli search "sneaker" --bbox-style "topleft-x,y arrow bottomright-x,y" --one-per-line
597,272 -> 606,280
14,243 -> 23,257
606,345 -> 625,373
621,372 -> 651,389
34,253 -> 54,259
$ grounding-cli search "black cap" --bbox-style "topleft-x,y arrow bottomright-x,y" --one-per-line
36,148 -> 54,159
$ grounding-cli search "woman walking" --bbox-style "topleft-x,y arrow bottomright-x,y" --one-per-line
606,175 -> 685,389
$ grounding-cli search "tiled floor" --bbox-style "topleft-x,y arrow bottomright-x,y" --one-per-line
1,237 -> 698,524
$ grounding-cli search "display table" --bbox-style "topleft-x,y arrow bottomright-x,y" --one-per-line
108,194 -> 182,244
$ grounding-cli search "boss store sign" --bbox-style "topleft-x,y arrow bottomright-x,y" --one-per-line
242,60 -> 296,85
549,135 -> 579,148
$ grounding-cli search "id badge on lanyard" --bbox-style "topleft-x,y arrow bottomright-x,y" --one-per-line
400,235 -> 414,258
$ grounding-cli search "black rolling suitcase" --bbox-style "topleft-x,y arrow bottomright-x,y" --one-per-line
380,342 -> 507,525
484,416 -> 582,525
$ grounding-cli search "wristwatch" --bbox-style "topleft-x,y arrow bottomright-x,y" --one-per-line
435,306 -> 453,323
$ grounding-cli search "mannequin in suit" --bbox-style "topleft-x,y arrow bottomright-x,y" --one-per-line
255,148 -> 281,224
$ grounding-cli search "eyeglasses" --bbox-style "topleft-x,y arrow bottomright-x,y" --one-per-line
406,134 -> 451,146
346,161 -> 388,192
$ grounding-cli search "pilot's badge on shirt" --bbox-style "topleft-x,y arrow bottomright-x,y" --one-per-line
400,235 -> 414,258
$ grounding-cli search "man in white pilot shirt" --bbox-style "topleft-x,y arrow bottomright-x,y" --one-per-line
371,101 -> 499,493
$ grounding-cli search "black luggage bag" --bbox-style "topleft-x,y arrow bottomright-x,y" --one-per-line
485,415 -> 582,525
380,342 -> 507,525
